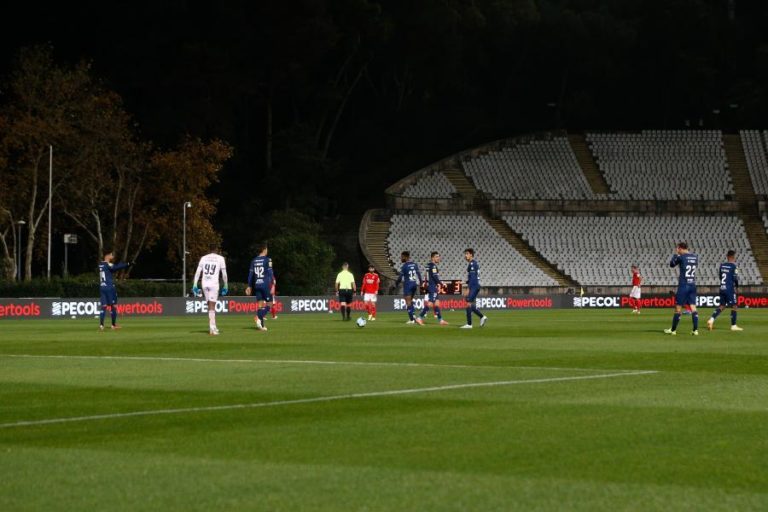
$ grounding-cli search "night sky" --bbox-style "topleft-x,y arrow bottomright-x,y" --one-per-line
3,0 -> 768,276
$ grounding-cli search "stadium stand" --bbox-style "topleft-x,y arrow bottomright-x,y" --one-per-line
365,130 -> 768,289
461,135 -> 596,200
740,130 -> 768,197
387,213 -> 559,287
401,171 -> 456,198
586,130 -> 733,200
504,214 -> 762,286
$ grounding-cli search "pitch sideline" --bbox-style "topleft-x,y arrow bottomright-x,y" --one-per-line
0,353 -> 650,373
0,370 -> 658,429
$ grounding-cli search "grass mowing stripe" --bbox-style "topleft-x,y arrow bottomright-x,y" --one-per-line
0,353 -> 652,373
0,370 -> 657,429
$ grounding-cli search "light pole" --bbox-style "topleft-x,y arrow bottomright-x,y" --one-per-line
16,220 -> 26,281
182,201 -> 192,296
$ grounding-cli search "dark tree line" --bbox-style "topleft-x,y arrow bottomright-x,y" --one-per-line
2,0 -> 767,278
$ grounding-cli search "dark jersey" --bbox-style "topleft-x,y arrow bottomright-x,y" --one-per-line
467,259 -> 480,289
98,261 -> 129,288
248,256 -> 274,288
396,261 -> 422,287
718,262 -> 739,293
670,253 -> 699,287
425,262 -> 442,293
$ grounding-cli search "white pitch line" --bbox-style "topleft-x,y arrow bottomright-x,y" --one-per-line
0,354 -> 645,374
0,370 -> 657,429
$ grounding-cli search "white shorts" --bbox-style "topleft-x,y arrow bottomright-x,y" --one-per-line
204,286 -> 219,302
363,293 -> 377,303
630,286 -> 642,300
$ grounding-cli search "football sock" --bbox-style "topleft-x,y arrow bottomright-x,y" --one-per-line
208,309 -> 216,329
671,313 -> 681,331
257,308 -> 265,321
420,306 -> 429,318
264,305 -> 271,319
692,312 -> 699,331
465,307 -> 472,325
471,306 -> 483,318
111,307 -> 117,326
371,305 -> 376,317
99,308 -> 106,326
711,308 -> 722,320
731,311 -> 737,326
407,305 -> 415,321
434,306 -> 442,320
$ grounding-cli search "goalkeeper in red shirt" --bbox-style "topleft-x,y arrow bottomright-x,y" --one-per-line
360,263 -> 381,321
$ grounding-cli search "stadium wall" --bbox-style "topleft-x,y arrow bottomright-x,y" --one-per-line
3,294 -> 768,319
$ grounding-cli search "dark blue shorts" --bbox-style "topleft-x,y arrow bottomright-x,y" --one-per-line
426,291 -> 439,303
252,286 -> 273,302
466,287 -> 480,303
719,291 -> 737,307
100,288 -> 117,307
675,285 -> 697,307
403,284 -> 418,299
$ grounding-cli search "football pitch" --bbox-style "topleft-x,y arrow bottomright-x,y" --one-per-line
1,309 -> 767,511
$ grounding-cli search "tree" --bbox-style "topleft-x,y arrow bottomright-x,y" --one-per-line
0,46 -> 88,280
254,210 -> 335,295
149,138 -> 233,276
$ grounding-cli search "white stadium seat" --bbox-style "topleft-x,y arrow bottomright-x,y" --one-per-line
402,171 -> 457,198
461,137 -> 595,200
386,213 -> 558,287
504,214 -> 762,286
586,130 -> 732,200
740,130 -> 768,196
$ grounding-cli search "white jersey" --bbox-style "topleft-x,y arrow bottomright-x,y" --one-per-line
194,253 -> 228,288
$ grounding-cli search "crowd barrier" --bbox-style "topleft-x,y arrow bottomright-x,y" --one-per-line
1,293 -> 768,319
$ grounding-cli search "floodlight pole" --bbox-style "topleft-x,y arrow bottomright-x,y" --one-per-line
182,202 -> 192,296
47,145 -> 52,281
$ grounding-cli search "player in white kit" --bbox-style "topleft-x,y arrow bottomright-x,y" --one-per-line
192,243 -> 228,335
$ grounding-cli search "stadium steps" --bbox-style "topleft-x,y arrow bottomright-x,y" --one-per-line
359,209 -> 398,280
481,213 -> 580,287
567,134 -> 611,195
442,167 -> 478,199
724,133 -> 768,280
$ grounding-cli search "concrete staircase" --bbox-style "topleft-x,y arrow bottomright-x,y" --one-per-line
359,210 -> 397,280
568,134 -> 611,195
442,167 -> 478,200
723,134 -> 768,280
481,214 -> 579,287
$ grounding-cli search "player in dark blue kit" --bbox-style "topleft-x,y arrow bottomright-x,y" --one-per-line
246,243 -> 274,331
461,248 -> 487,329
706,250 -> 744,332
417,252 -> 449,326
395,251 -> 422,324
665,242 -> 700,336
98,251 -> 132,331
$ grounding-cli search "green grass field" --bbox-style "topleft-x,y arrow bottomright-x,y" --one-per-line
1,309 -> 767,511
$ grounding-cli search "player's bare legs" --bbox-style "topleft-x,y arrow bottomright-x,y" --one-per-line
207,300 -> 218,335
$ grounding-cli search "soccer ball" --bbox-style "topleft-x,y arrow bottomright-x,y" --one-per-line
356,317 -> 367,328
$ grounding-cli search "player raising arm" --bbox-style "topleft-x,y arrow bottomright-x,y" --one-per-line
246,243 -> 274,331
192,243 -> 228,336
98,251 -> 132,331
665,242 -> 700,336
360,263 -> 380,321
417,251 -> 448,326
394,251 -> 422,324
707,250 -> 743,332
